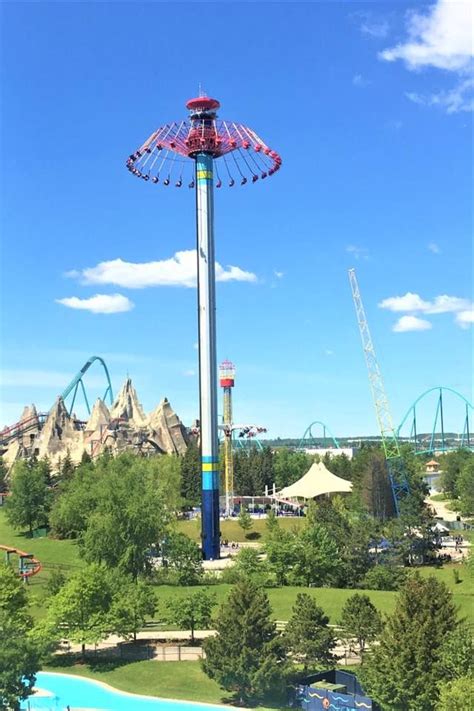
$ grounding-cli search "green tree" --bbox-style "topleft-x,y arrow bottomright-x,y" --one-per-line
202,579 -> 286,704
164,532 -> 202,585
289,523 -> 341,587
284,593 -> 336,673
351,446 -> 395,520
339,593 -> 382,656
181,441 -> 201,505
438,625 -> 473,679
440,449 -> 472,498
58,452 -> 75,484
5,460 -> 51,534
238,506 -> 253,536
78,455 -> 170,578
165,590 -> 216,643
222,547 -> 272,586
457,458 -> 474,516
363,573 -> 457,710
272,448 -> 311,489
437,676 -> 474,711
41,564 -> 114,657
265,529 -> 297,586
110,578 -> 156,642
0,564 -> 40,710
0,457 -> 8,493
46,568 -> 67,597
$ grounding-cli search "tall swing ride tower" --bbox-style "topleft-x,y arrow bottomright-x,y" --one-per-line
126,95 -> 281,559
220,360 -> 236,516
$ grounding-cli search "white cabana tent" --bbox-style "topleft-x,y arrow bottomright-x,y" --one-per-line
277,461 -> 352,500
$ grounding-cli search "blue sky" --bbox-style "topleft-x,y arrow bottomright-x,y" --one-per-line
1,0 -> 472,438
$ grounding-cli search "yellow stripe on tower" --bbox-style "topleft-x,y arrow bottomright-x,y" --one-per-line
197,170 -> 213,180
202,462 -> 219,472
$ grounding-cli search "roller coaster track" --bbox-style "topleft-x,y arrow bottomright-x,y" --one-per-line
0,544 -> 41,579
396,386 -> 473,455
0,413 -> 47,447
0,356 -> 114,447
62,355 -> 113,416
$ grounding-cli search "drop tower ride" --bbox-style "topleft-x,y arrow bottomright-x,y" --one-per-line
126,95 -> 281,559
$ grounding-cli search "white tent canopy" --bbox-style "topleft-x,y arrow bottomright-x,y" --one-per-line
277,461 -> 352,500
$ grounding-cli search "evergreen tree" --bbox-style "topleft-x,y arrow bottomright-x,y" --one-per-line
339,593 -> 382,656
5,460 -> 51,534
0,457 -> 8,493
202,579 -> 287,703
351,446 -> 395,520
238,506 -> 253,536
284,593 -> 336,672
58,452 -> 75,484
363,573 -> 457,710
181,441 -> 201,505
457,458 -> 474,516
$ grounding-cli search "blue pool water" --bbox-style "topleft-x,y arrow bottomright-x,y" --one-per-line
21,672 -> 223,710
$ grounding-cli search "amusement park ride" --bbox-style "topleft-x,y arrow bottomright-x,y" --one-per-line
219,360 -> 267,516
348,268 -> 410,515
126,94 -> 281,559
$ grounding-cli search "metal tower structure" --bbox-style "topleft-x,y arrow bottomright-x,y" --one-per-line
348,268 -> 410,515
126,95 -> 281,559
219,360 -> 235,516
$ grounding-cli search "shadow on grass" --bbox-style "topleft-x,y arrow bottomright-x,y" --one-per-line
245,531 -> 262,541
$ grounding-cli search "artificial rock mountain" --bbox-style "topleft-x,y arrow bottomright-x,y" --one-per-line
2,378 -> 189,468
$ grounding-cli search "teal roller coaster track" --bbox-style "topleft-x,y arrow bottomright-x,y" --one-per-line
61,355 -> 113,416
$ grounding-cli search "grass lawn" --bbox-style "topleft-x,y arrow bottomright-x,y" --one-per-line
2,510 -> 471,624
0,509 -> 83,618
176,516 -> 305,543
44,659 -> 281,708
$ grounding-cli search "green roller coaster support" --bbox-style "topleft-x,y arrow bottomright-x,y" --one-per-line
396,386 -> 473,455
298,420 -> 340,450
61,355 -> 114,416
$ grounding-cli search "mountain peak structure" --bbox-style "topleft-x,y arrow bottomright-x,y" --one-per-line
1,378 -> 189,468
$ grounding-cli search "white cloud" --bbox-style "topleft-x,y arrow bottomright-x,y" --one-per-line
183,369 -> 196,377
352,74 -> 372,88
379,292 -> 431,312
406,78 -> 474,114
56,294 -> 134,314
380,290 -> 473,329
274,270 -> 284,279
354,12 -> 390,39
346,245 -> 369,261
428,242 -> 441,254
455,308 -> 474,329
324,349 -> 334,356
393,315 -> 433,332
427,295 -> 472,314
70,250 -> 257,289
380,1 -> 473,71
380,1 -> 474,114
193,342 -> 199,351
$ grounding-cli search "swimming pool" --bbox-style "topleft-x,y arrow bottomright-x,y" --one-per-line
21,672 -> 226,711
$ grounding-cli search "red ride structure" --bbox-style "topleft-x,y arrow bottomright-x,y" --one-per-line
126,96 -> 282,188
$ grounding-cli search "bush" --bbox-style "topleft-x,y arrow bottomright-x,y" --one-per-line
361,564 -> 406,591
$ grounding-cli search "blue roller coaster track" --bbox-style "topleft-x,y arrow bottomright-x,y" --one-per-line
298,421 -> 341,450
61,355 -> 114,416
396,386 -> 473,455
